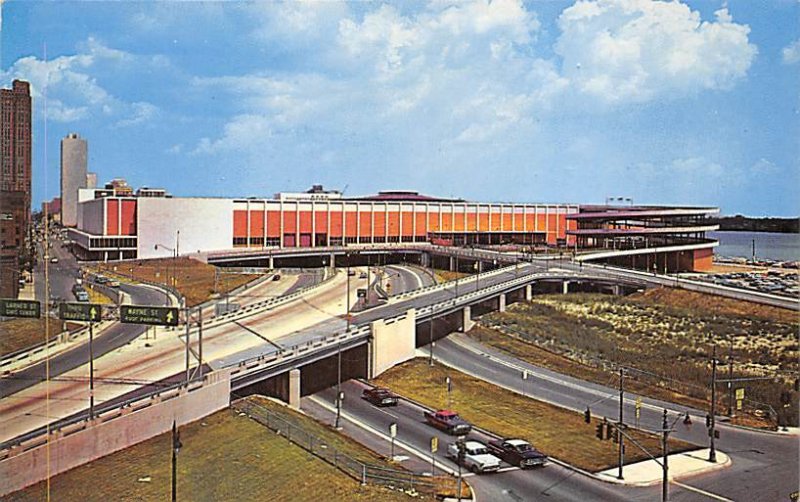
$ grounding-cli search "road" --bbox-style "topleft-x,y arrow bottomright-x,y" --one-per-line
303,380 -> 723,502
429,334 -> 799,502
384,264 -> 436,295
0,268 -> 361,443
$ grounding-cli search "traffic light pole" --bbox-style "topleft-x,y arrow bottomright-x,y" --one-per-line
662,409 -> 669,502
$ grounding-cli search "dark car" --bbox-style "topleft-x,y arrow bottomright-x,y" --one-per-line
487,438 -> 547,468
362,387 -> 398,407
424,409 -> 472,435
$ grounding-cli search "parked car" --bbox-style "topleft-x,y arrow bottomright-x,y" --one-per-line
446,440 -> 501,474
359,272 -> 367,279
94,275 -> 108,284
107,280 -> 120,288
487,438 -> 547,468
423,410 -> 472,435
362,387 -> 398,407
50,257 -> 59,264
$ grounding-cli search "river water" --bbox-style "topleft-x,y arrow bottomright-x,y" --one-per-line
709,231 -> 800,262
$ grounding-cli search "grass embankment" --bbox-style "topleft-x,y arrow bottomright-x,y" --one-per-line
0,319 -> 80,358
431,269 -> 469,284
84,284 -> 113,305
93,257 -> 258,307
374,359 -> 693,472
473,289 -> 799,427
11,405 -> 420,502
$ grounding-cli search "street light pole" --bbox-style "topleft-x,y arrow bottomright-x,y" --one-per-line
335,343 -> 342,429
429,307 -> 435,366
709,344 -> 718,463
172,420 -> 182,502
662,409 -> 668,502
346,253 -> 351,332
618,368 -> 624,480
727,337 -> 734,417
88,320 -> 94,420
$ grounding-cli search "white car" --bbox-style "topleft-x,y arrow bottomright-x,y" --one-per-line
446,440 -> 501,474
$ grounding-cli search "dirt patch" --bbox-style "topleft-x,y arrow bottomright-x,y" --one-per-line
374,358 -> 694,472
93,258 -> 258,307
0,318 -> 66,357
475,290 -> 798,427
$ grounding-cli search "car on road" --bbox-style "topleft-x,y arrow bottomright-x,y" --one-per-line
107,280 -> 120,288
359,272 -> 367,279
94,275 -> 108,284
347,269 -> 356,276
362,387 -> 398,407
424,409 -> 472,435
446,440 -> 501,474
487,438 -> 547,468
50,257 -> 59,264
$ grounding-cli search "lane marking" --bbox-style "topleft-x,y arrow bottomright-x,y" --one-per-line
672,481 -> 734,502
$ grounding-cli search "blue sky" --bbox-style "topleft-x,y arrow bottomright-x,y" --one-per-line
1,0 -> 798,216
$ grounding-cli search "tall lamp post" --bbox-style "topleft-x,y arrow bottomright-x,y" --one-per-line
154,241 -> 178,306
171,420 -> 182,502
346,252 -> 351,331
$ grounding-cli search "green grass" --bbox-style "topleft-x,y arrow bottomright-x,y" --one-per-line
374,358 -> 694,472
10,406 -> 420,502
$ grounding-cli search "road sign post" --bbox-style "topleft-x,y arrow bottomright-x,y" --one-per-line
0,298 -> 41,318
389,422 -> 397,461
58,302 -> 102,419
120,305 -> 179,326
430,436 -> 438,475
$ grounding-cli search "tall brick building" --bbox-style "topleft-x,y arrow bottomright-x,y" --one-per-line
1,80 -> 32,298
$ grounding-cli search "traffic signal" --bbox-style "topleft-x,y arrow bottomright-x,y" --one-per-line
794,378 -> 799,392
705,414 -> 711,428
584,408 -> 591,424
605,422 -> 613,440
595,423 -> 604,440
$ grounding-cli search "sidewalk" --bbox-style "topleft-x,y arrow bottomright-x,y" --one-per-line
596,448 -> 730,486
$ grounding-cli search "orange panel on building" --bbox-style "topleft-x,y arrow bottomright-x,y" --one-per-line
441,213 -> 453,232
454,212 -> 465,232
427,213 -> 439,233
267,211 -> 281,238
479,213 -> 489,231
249,211 -> 265,237
536,214 -> 547,232
502,213 -> 512,232
314,211 -> 328,234
387,212 -> 400,236
693,248 -> 713,272
490,211 -> 502,232
374,211 -> 386,236
299,211 -> 313,234
466,212 -> 477,231
345,212 -> 358,237
233,210 -> 247,238
283,211 -> 297,234
548,214 -> 558,237
359,211 -> 372,237
120,200 -> 136,236
415,213 -> 427,236
329,211 -> 343,237
556,215 -> 568,239
401,212 -> 414,237
513,212 -> 524,232
106,199 -> 119,236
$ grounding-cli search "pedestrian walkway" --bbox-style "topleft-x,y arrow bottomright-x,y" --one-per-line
597,448 -> 730,486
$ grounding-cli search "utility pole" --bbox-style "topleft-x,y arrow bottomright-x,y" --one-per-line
727,339 -> 733,417
184,308 -> 190,385
88,320 -> 94,420
428,308 -> 435,366
618,367 -> 625,480
171,420 -> 182,502
198,307 -> 204,380
335,343 -> 342,429
662,409 -> 668,502
346,253 -> 351,332
709,344 -> 717,463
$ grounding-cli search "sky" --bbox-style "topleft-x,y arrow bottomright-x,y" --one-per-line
1,0 -> 798,216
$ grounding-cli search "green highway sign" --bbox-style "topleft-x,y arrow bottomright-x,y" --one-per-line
59,302 -> 102,322
120,305 -> 179,326
0,298 -> 41,319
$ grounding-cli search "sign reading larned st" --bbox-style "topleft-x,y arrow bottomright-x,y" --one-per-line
120,305 -> 179,326
59,302 -> 102,322
0,298 -> 41,319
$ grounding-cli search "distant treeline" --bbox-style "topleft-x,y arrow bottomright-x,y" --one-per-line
712,215 -> 800,233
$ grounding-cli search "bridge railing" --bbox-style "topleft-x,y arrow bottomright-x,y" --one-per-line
391,263 -> 524,301
233,398 -> 458,496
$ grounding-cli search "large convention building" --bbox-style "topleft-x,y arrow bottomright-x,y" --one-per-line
67,184 -> 719,272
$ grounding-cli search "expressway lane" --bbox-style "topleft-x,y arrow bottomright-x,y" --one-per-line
431,335 -> 799,502
0,269 -> 361,443
384,264 -> 435,295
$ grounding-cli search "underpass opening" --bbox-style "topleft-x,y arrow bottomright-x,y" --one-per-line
414,310 -> 462,347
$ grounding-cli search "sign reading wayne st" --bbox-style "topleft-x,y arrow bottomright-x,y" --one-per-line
0,298 -> 41,319
59,302 -> 102,322
120,305 -> 179,326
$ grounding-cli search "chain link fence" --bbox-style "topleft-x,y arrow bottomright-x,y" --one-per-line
232,398 -> 459,497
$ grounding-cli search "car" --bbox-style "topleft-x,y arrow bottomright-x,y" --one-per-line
446,440 -> 501,474
107,280 -> 120,288
359,272 -> 367,279
94,275 -> 108,284
487,438 -> 547,468
347,269 -> 356,276
424,410 -> 472,435
50,257 -> 59,264
362,387 -> 398,407
272,274 -> 281,281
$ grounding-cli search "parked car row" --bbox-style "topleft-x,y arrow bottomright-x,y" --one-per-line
362,387 -> 547,475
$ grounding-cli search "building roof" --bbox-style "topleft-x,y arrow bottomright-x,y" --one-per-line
351,190 -> 463,202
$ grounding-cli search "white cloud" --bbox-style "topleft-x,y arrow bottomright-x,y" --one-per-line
555,0 -> 757,104
782,39 -> 800,65
0,39 -> 161,124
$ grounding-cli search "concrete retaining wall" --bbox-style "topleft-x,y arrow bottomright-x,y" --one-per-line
370,308 -> 416,378
0,369 -> 231,497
